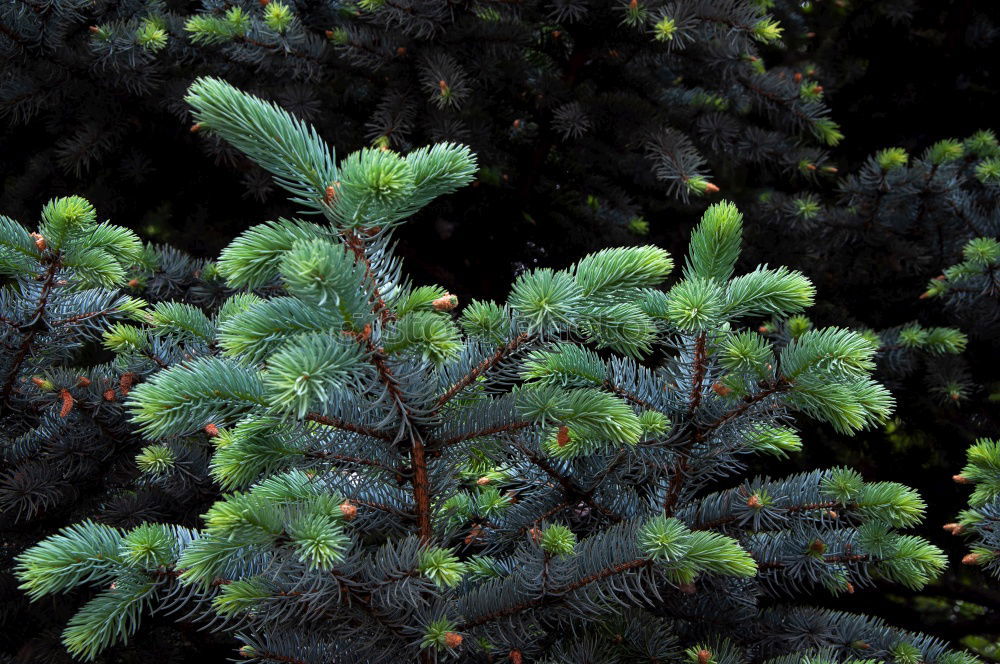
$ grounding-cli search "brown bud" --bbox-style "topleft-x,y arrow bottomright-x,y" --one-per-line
808,538 -> 826,554
204,423 -> 220,437
76,376 -> 91,387
793,72 -> 803,83
127,278 -> 140,288
806,31 -> 816,38
963,552 -> 982,565
697,649 -> 712,664
629,0 -> 638,8
551,30 -> 561,39
827,510 -> 839,519
513,119 -> 522,129
438,79 -> 449,92
325,29 -> 334,39
432,294 -> 458,311
556,426 -> 571,447
824,166 -> 838,174
103,389 -> 117,402
805,163 -> 817,171
59,389 -> 74,418
259,0 -> 270,5
396,46 -> 406,56
339,501 -> 358,521
30,232 -> 46,251
443,632 -> 463,648
31,376 -> 49,390
943,522 -> 964,535
845,582 -> 855,594
678,581 -> 697,594
120,372 -> 136,395
89,25 -> 99,33
528,527 -> 542,543
758,325 -> 769,334
953,474 -> 971,484
711,382 -> 731,397
476,476 -> 491,486
747,494 -> 763,509
510,651 -> 523,664
704,182 -> 720,193
464,524 -> 483,545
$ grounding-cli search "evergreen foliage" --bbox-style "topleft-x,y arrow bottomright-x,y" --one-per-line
1,0 -> 842,247
13,78 -> 980,664
950,438 -> 1000,580
0,199 -> 227,661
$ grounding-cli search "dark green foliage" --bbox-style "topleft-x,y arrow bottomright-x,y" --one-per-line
0,200 -> 227,661
13,78 -> 980,664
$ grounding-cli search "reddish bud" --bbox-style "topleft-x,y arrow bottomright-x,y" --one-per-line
204,423 -> 220,437
443,632 -> 463,648
845,582 -> 855,594
88,25 -> 99,34
551,30 -> 561,39
513,119 -> 522,128
808,538 -> 826,554
259,0 -> 270,5
339,501 -> 358,521
396,46 -> 406,56
953,474 -> 971,484
629,0 -> 638,8
325,29 -> 334,39
793,72 -> 803,83
59,389 -> 74,417
943,522 -> 963,534
438,79 -> 449,92
510,651 -> 523,664
704,182 -> 720,193
697,649 -> 712,664
827,510 -> 839,519
127,278 -> 140,288
190,122 -> 202,133
805,163 -> 817,171
476,476 -> 491,486
120,372 -> 136,395
556,426 -> 571,447
711,382 -> 731,397
963,552 -> 982,565
103,389 -> 116,402
432,294 -> 458,311
747,494 -> 762,508
30,232 -> 46,251
678,581 -> 697,594
76,376 -> 91,387
528,527 -> 542,543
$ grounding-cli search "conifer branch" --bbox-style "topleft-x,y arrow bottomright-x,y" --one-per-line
435,332 -> 531,410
